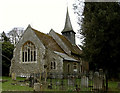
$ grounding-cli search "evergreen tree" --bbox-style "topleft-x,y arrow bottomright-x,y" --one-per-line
1,32 -> 14,76
1,31 -> 10,42
81,2 -> 120,78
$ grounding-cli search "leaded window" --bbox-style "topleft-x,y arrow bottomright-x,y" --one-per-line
73,63 -> 77,72
73,63 -> 77,69
51,61 -> 56,69
22,41 -> 36,63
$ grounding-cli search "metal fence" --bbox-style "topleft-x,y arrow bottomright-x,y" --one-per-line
27,71 -> 108,92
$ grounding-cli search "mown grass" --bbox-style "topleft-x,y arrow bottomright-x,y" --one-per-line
108,81 -> 119,91
1,76 -> 120,91
2,76 -> 33,91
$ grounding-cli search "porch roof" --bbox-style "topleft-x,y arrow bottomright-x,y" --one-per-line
54,51 -> 79,62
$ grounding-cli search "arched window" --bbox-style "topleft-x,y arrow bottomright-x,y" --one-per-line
67,64 -> 70,73
51,62 -> 53,69
22,41 -> 36,62
51,61 -> 56,69
73,63 -> 77,72
73,63 -> 77,69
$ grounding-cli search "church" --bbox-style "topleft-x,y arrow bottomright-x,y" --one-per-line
10,9 -> 89,78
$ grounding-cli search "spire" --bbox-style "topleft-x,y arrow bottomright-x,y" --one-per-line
28,24 -> 32,28
62,7 -> 75,33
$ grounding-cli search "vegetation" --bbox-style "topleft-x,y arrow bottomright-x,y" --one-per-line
1,31 -> 14,76
79,2 -> 120,79
1,76 -> 120,91
2,76 -> 33,91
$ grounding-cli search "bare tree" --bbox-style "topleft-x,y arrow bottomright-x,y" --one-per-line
7,27 -> 24,45
73,0 -> 84,45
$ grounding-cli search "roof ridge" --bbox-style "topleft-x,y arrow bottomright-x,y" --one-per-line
32,27 -> 64,53
31,27 -> 49,36
55,32 -> 82,55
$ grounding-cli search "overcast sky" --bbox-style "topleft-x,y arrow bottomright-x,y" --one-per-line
0,0 -> 82,44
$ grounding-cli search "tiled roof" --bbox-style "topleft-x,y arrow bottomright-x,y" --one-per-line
30,26 -> 81,56
54,51 -> 79,62
32,28 -> 64,53
55,32 -> 82,55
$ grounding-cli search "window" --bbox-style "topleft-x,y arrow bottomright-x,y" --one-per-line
54,62 -> 56,69
51,61 -> 56,69
73,63 -> 77,69
22,41 -> 36,63
51,62 -> 53,69
67,64 -> 70,73
73,63 -> 77,72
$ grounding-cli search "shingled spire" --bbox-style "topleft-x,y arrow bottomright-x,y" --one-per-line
62,7 -> 76,44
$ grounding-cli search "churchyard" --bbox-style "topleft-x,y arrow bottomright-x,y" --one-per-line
1,71 -> 120,92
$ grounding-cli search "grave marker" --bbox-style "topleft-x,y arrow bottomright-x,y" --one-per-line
11,73 -> 16,81
93,72 -> 103,90
81,75 -> 88,87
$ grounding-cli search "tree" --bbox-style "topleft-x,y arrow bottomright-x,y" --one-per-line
81,2 -> 120,78
73,0 -> 84,45
2,32 -> 14,76
7,27 -> 24,45
0,31 -> 10,42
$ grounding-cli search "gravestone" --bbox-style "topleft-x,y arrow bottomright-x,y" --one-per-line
56,81 -> 60,86
117,82 -> 120,89
34,83 -> 40,91
99,69 -> 105,89
68,79 -> 74,86
81,75 -> 88,87
99,69 -> 103,76
93,72 -> 103,90
89,71 -> 93,80
12,73 -> 16,80
68,75 -> 75,87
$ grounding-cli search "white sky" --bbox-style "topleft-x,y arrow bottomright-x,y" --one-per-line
0,0 -> 81,45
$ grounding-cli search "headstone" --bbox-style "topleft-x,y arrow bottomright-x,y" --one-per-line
99,69 -> 103,75
89,71 -> 93,80
81,76 -> 88,87
68,79 -> 74,86
93,72 -> 103,90
117,82 -> 120,89
56,81 -> 60,86
99,69 -> 104,78
99,69 -> 105,89
11,73 -> 16,81
34,83 -> 40,91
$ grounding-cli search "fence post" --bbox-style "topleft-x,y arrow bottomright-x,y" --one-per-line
105,70 -> 108,91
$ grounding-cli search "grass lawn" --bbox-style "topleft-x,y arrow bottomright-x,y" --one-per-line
108,81 -> 120,91
1,76 -> 120,92
2,76 -> 33,91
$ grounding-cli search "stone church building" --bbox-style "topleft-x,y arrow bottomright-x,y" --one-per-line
10,9 -> 88,77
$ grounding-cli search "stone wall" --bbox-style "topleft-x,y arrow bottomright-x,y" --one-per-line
63,60 -> 81,74
10,27 -> 46,76
10,27 -> 64,77
45,49 -> 63,74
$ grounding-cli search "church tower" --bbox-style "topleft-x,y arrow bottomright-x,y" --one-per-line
61,8 -> 76,44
